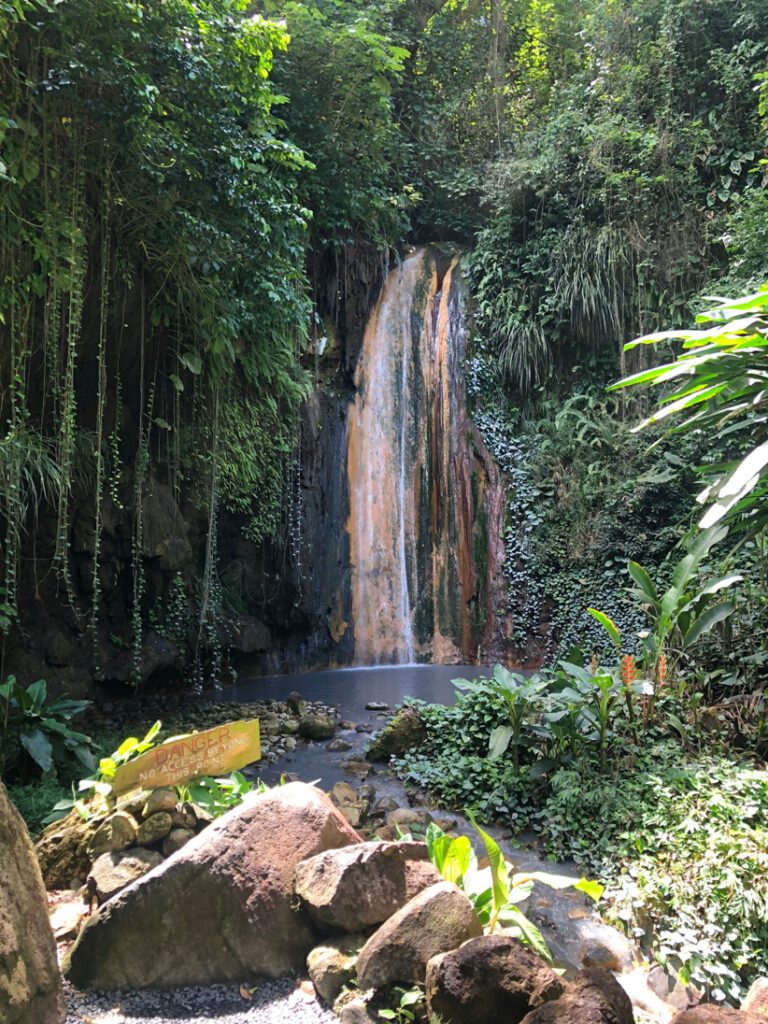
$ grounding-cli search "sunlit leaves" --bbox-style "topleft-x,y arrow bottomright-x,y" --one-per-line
615,285 -> 768,535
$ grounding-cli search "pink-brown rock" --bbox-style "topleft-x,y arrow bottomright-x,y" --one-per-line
426,934 -> 567,1024
63,782 -> 361,990
743,979 -> 768,1018
1,780 -> 65,1024
356,881 -> 483,991
519,968 -> 634,1024
672,1008 -> 766,1023
295,840 -> 441,931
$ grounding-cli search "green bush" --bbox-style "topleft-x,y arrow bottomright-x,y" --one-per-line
6,779 -> 71,837
541,746 -> 768,1003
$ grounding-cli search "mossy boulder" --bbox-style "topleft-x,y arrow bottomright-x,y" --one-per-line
366,705 -> 427,762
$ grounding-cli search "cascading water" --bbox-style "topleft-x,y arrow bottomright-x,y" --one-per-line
346,247 -> 506,666
346,254 -> 422,664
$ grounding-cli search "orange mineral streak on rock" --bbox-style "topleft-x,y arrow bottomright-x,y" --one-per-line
346,249 -> 506,666
347,252 -> 427,664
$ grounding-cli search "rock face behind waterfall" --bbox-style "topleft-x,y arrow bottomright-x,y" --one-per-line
63,782 -> 361,990
346,248 -> 506,666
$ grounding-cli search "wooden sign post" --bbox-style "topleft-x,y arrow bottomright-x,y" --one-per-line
113,719 -> 261,795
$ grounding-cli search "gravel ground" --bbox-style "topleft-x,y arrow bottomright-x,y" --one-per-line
64,977 -> 338,1024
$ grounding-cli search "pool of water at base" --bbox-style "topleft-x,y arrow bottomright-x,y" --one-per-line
220,664 -> 672,1022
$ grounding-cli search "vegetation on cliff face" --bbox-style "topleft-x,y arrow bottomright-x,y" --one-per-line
0,0 -> 311,689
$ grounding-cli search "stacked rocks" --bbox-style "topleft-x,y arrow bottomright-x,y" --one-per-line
35,786 -> 214,898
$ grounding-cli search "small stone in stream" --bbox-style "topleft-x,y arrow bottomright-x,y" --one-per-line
355,783 -> 376,802
262,715 -> 281,736
372,796 -> 399,815
433,817 -> 457,832
330,781 -> 358,806
327,738 -> 353,752
299,712 -> 337,740
340,805 -> 365,828
343,759 -> 373,777
646,965 -> 701,1012
365,705 -> 427,762
580,944 -> 620,971
88,811 -> 138,857
135,811 -> 173,845
280,719 -> 300,735
387,807 -> 431,828
88,848 -> 164,904
285,736 -> 298,752
287,691 -> 307,716
163,827 -> 195,856
142,788 -> 177,818
339,720 -> 357,730
365,702 -> 389,711
356,723 -> 374,733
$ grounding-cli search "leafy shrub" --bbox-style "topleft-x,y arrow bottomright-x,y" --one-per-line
6,778 -> 71,836
0,676 -> 95,781
540,746 -> 768,1003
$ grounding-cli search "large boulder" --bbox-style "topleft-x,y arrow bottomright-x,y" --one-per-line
63,782 -> 361,990
366,705 -> 427,762
0,781 -> 65,1024
295,840 -> 442,931
519,968 -> 634,1024
671,1009 -> 766,1023
356,881 -> 483,991
426,934 -> 568,1024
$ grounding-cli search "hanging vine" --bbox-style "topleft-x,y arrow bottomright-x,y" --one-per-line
194,383 -> 222,694
53,155 -> 86,607
91,178 -> 111,672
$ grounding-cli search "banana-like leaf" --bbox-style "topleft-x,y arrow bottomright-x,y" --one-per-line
466,809 -> 508,918
442,835 -> 473,885
627,561 -> 659,607
499,905 -> 553,963
586,608 -> 620,649
20,728 -> 53,772
488,724 -> 513,760
682,601 -> 737,649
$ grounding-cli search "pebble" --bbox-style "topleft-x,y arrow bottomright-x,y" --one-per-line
64,976 -> 337,1024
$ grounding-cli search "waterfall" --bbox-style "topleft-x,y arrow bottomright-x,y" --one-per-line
346,247 -> 505,666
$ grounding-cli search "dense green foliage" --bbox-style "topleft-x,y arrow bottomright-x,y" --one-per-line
392,663 -> 768,1002
617,285 -> 768,537
0,0 -> 311,684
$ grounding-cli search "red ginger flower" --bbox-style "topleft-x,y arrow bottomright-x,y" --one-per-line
621,654 -> 636,688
